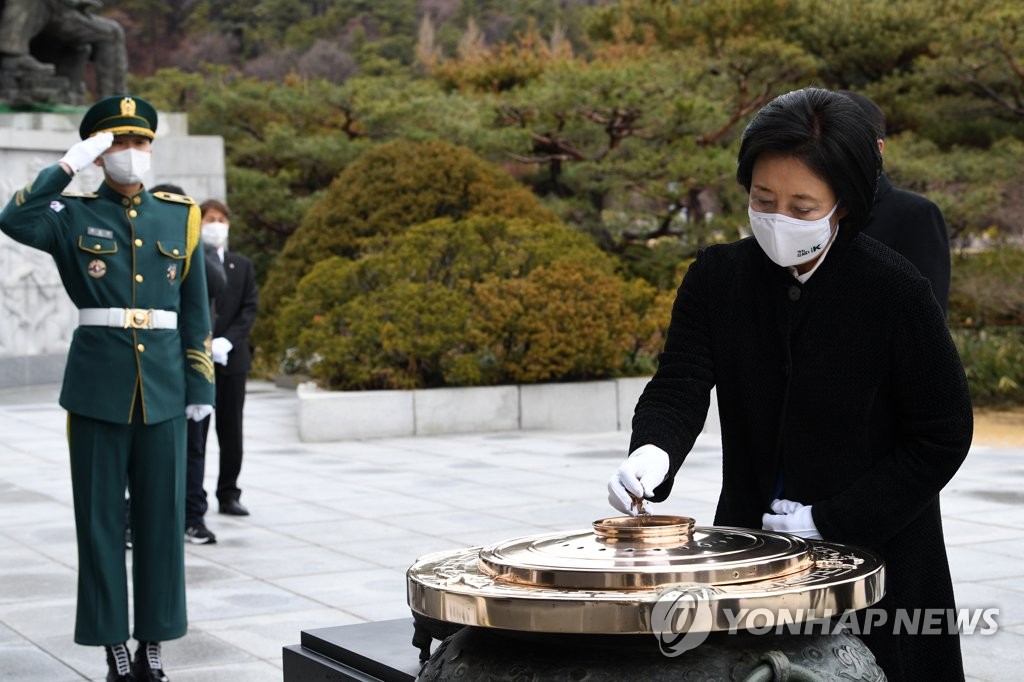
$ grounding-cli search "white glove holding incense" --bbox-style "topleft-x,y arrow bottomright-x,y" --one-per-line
607,444 -> 670,515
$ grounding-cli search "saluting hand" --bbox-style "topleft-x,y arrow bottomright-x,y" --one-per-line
59,132 -> 114,175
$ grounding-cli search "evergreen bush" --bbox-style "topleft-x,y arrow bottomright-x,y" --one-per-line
275,216 -> 668,390
952,328 -> 1024,407
948,248 -> 1024,406
949,248 -> 1024,329
257,138 -> 556,360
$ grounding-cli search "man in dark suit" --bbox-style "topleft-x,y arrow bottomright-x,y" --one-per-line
186,198 -> 258,535
840,90 -> 951,312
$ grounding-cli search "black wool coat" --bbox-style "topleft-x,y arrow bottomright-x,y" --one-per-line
630,231 -> 973,681
863,173 -> 951,313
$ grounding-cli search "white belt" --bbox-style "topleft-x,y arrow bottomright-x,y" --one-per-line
79,307 -> 178,330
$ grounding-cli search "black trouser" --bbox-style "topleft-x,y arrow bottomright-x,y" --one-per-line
213,370 -> 247,504
185,370 -> 247,521
185,417 -> 209,527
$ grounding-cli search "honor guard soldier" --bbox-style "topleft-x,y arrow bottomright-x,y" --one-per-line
0,95 -> 215,682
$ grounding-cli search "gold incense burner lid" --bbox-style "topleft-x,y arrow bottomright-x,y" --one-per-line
407,515 -> 885,634
480,515 -> 813,589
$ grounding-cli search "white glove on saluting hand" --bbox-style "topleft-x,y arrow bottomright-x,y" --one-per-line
761,498 -> 822,539
59,132 -> 114,175
211,336 -> 233,366
185,404 -> 214,422
607,444 -> 670,515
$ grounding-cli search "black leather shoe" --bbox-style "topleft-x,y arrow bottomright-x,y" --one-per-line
133,641 -> 169,682
105,643 -> 136,681
219,499 -> 249,516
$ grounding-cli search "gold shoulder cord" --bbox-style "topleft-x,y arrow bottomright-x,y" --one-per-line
182,203 -> 201,280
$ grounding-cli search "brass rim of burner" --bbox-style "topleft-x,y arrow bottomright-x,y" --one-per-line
593,515 -> 695,545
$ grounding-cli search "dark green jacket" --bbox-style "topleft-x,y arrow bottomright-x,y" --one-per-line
0,164 -> 215,424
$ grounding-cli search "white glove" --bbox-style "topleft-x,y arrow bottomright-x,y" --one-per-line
761,498 -> 822,539
607,444 -> 670,515
59,132 -> 114,174
185,404 -> 214,422
211,336 -> 233,365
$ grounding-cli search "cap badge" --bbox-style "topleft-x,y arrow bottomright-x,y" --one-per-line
120,97 -> 136,116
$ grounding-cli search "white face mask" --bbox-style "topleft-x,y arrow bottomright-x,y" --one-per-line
102,148 -> 151,185
748,203 -> 839,267
201,222 -> 229,249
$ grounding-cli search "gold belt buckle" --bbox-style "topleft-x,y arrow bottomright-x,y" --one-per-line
124,308 -> 153,329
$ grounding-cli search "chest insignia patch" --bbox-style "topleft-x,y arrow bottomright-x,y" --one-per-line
49,201 -> 65,213
167,263 -> 177,284
87,259 -> 106,279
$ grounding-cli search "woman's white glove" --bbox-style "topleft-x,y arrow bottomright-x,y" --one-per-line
59,132 -> 114,174
761,498 -> 822,539
607,444 -> 670,515
185,404 -> 214,422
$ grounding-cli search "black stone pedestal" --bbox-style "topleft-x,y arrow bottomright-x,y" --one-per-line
283,618 -> 422,681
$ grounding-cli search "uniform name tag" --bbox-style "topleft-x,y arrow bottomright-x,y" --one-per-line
87,227 -> 114,239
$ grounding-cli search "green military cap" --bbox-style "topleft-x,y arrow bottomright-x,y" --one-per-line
78,95 -> 158,140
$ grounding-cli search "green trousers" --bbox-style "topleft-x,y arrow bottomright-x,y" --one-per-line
68,412 -> 187,645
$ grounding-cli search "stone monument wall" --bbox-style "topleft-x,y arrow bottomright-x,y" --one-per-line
0,111 -> 226,388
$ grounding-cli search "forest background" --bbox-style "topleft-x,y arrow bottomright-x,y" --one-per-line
95,0 -> 1023,404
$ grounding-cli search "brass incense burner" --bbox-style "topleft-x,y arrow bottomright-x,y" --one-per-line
407,515 -> 884,635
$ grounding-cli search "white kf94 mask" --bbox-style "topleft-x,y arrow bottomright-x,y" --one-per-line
103,148 -> 151,185
749,203 -> 838,267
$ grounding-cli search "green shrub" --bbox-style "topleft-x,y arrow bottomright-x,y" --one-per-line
257,138 -> 556,361
949,248 -> 1024,328
276,216 -> 668,389
952,327 -> 1024,407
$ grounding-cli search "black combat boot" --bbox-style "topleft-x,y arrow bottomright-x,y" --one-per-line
105,642 -> 135,681
132,641 -> 170,682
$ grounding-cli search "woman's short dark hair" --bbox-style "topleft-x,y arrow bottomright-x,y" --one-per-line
736,87 -> 881,233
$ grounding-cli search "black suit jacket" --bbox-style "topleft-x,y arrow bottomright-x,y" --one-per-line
862,173 -> 950,312
203,244 -> 227,326
215,251 -> 258,375
631,233 -> 972,680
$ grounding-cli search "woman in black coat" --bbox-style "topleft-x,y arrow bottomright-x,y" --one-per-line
608,87 -> 973,681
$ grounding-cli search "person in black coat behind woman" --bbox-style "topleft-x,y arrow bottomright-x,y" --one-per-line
608,87 -> 973,681
839,90 -> 951,313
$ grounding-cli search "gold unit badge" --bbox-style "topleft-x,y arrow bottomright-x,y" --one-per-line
87,259 -> 106,278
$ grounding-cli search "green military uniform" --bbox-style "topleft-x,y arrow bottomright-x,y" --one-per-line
0,96 -> 214,647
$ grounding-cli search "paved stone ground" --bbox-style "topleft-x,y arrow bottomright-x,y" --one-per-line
0,381 -> 1021,680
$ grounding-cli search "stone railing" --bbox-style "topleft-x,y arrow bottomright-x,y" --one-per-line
296,379 -> 722,441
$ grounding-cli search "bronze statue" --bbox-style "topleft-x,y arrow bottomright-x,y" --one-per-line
0,0 -> 127,106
